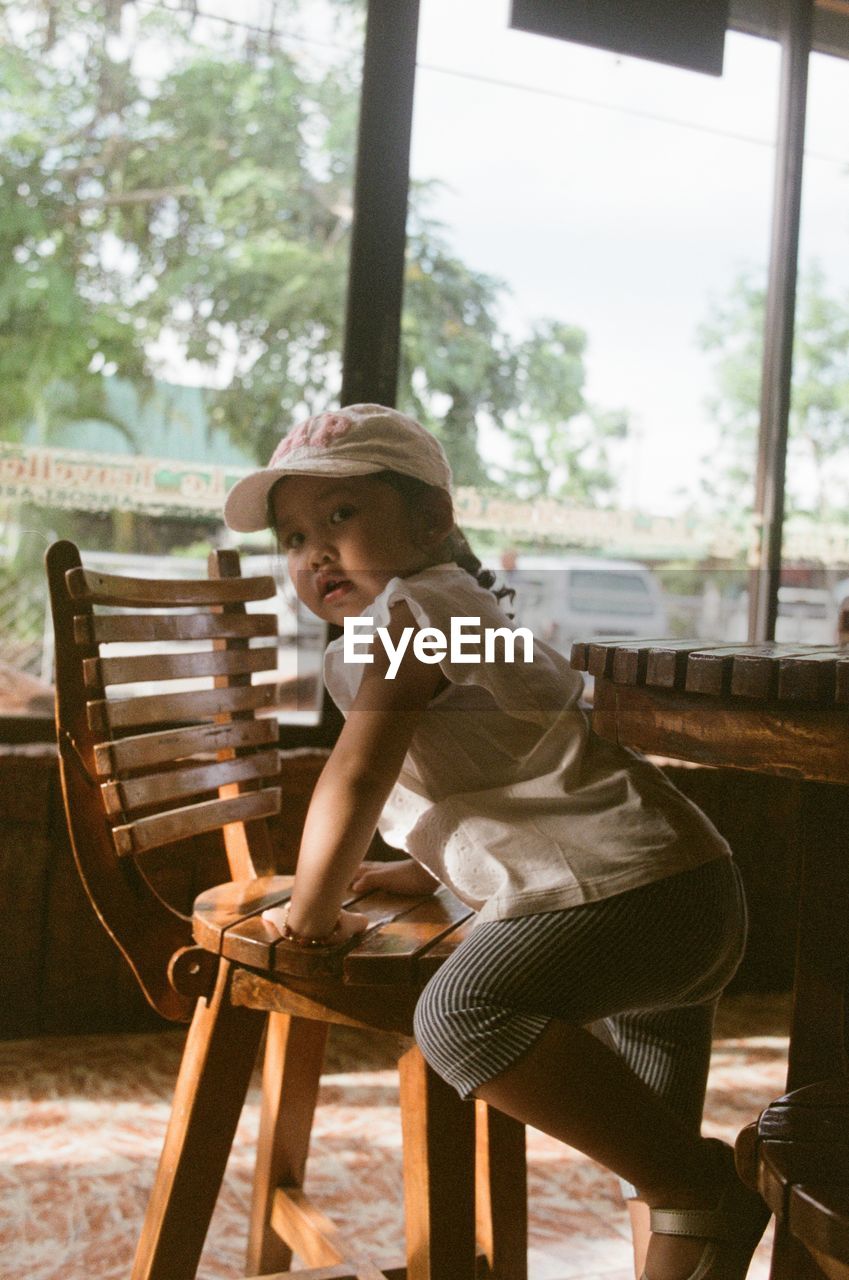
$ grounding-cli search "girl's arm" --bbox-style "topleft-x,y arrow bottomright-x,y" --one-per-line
276,600 -> 443,940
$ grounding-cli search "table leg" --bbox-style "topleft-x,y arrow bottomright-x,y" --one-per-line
786,782 -> 849,1092
768,782 -> 849,1280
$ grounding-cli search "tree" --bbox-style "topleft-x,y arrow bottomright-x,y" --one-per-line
491,320 -> 628,502
0,0 -> 626,508
0,0 -> 359,459
398,207 -> 516,487
699,265 -> 849,519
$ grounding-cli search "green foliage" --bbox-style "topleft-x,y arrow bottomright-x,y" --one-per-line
399,207 -> 516,487
699,265 -> 849,518
1,0 -> 627,509
0,0 -> 358,454
491,320 -> 628,501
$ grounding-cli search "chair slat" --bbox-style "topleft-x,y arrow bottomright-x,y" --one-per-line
343,887 -> 474,985
415,917 -> 478,980
93,716 -> 278,775
192,875 -> 295,954
66,566 -> 275,607
101,748 -> 281,815
87,683 -> 275,734
112,787 -> 282,856
777,651 -> 839,703
74,611 -> 278,646
84,645 -> 277,690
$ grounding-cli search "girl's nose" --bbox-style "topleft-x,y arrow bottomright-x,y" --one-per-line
309,543 -> 334,571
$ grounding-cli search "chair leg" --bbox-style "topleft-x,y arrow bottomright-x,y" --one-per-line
770,1225 -> 832,1280
475,1100 -> 528,1279
131,960 -> 267,1280
247,1012 -> 330,1275
399,1044 -> 477,1280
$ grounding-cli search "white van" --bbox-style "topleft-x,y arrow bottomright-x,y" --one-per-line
726,586 -> 836,644
488,554 -> 669,656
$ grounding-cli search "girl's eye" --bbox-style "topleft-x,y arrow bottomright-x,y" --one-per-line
283,531 -> 304,551
330,505 -> 355,525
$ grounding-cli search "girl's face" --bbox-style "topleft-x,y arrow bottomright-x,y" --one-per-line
272,473 -> 447,622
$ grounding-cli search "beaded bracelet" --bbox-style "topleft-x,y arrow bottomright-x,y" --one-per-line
279,902 -> 343,948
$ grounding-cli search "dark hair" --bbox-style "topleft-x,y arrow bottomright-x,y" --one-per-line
266,475 -> 286,535
375,471 -> 515,611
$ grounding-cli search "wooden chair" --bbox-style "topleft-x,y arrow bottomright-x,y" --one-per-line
736,1080 -> 849,1280
46,539 -> 527,1280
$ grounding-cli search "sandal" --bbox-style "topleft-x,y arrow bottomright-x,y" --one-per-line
641,1140 -> 771,1280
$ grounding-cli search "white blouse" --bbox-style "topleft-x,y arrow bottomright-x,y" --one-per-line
324,564 -> 730,922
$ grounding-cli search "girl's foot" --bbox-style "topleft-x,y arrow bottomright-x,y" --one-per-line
642,1139 -> 771,1280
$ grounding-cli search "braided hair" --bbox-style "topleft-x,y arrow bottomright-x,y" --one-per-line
375,471 -> 514,611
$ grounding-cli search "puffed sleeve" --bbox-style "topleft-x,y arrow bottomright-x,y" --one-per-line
366,565 -> 584,726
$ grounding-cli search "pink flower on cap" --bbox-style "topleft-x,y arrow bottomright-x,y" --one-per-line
270,412 -> 353,464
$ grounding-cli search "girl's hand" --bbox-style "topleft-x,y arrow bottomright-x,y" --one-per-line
350,858 -> 440,896
334,907 -> 371,942
261,904 -> 369,946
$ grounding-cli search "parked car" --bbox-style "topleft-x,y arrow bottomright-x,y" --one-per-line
487,554 -> 669,656
727,586 -> 836,644
833,579 -> 849,645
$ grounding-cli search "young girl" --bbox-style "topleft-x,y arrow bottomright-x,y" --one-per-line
224,403 -> 770,1280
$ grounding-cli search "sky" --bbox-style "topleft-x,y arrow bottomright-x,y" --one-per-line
407,0 -> 849,514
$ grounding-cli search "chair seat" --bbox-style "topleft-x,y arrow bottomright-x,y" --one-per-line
192,876 -> 477,1033
736,1078 -> 849,1280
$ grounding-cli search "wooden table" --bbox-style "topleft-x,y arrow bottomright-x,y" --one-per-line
571,638 -> 849,1280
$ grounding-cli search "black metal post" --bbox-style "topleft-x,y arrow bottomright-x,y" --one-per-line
293,0 -> 420,749
747,0 -> 813,641
339,0 -> 421,408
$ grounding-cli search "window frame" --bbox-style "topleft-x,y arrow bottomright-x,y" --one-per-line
6,0 -> 849,741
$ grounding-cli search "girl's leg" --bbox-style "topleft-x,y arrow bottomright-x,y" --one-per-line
413,859 -> 749,1280
603,1003 -> 717,1275
473,1018 -> 726,1279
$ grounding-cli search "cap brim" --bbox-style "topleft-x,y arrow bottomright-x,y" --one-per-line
223,459 -> 386,533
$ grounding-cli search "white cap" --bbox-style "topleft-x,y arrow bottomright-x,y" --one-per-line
224,403 -> 453,533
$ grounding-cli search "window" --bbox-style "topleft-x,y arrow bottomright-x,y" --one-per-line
401,0 -> 782,649
568,571 -> 655,617
0,0 -> 366,729
779,46 -> 849,643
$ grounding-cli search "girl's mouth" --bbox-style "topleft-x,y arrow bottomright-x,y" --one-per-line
320,576 -> 354,604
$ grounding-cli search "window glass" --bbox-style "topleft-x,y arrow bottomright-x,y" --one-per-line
568,571 -> 655,617
402,0 -> 781,657
781,48 -> 849,644
0,0 -> 364,726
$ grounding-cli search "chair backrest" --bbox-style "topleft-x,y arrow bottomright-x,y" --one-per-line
46,540 -> 283,1021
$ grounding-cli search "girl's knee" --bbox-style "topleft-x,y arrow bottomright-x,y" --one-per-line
412,972 -> 499,1081
413,977 -> 466,1066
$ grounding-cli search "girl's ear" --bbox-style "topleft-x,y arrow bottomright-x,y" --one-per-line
415,488 -> 455,550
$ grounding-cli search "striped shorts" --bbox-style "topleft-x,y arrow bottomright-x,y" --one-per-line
414,857 -> 746,1140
